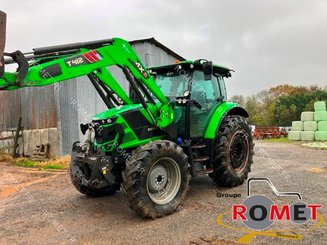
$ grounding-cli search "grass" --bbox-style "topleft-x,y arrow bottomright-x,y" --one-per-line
0,153 -> 13,162
42,163 -> 65,170
14,159 -> 37,168
257,137 -> 290,143
0,153 -> 70,170
39,155 -> 71,169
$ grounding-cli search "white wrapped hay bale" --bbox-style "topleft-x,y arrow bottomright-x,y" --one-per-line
314,111 -> 327,121
291,121 -> 303,131
314,101 -> 326,112
315,131 -> 327,141
288,131 -> 301,141
303,121 -> 318,131
301,111 -> 314,121
300,131 -> 315,141
318,121 -> 327,131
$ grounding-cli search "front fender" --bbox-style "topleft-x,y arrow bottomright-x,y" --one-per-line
204,102 -> 249,139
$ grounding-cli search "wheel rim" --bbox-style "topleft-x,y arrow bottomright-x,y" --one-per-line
229,131 -> 249,173
146,157 -> 181,205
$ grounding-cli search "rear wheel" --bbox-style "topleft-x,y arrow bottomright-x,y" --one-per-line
122,140 -> 189,218
209,115 -> 254,187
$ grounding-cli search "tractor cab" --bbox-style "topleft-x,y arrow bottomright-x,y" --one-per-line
150,60 -> 232,138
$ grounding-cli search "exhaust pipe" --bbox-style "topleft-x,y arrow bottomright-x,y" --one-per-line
0,10 -> 6,76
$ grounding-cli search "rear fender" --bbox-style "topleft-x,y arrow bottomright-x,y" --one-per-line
204,102 -> 249,139
204,102 -> 249,168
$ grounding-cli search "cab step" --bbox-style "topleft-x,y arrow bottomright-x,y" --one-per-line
193,156 -> 209,162
195,168 -> 213,175
191,144 -> 207,149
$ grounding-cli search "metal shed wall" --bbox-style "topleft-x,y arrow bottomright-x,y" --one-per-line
54,80 -> 79,155
0,86 -> 57,130
0,90 -> 21,129
132,42 -> 178,67
20,86 -> 58,129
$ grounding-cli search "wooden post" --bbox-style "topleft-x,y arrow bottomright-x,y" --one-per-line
12,117 -> 22,158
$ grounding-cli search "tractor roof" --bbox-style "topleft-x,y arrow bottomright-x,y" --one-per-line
150,60 -> 233,77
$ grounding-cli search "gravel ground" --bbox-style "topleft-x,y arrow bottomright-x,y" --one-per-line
0,141 -> 326,245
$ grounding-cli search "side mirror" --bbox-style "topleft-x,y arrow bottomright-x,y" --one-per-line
203,61 -> 213,80
0,11 -> 6,76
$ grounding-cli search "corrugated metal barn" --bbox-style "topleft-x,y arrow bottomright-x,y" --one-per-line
0,38 -> 185,156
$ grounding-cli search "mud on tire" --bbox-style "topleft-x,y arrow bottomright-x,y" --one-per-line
122,140 -> 190,218
209,115 -> 254,187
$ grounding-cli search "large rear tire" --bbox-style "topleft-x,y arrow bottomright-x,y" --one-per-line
209,115 -> 254,187
122,140 -> 190,218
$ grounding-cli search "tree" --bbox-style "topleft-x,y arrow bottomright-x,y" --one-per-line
231,84 -> 327,127
229,95 -> 246,107
274,88 -> 327,126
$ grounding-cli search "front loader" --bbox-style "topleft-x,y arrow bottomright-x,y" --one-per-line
0,11 -> 254,218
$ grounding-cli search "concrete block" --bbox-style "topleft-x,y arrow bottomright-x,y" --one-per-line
2,131 -> 14,153
0,132 -> 3,150
17,136 -> 24,155
40,128 -> 49,145
33,130 -> 41,146
16,128 -> 60,157
48,128 -> 59,157
23,130 -> 32,156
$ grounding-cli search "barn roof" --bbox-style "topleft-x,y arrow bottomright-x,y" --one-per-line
129,37 -> 186,62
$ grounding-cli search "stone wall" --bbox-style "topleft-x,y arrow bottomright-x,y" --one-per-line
0,128 -> 60,157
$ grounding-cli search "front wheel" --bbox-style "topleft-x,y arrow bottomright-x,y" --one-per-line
209,115 -> 254,187
122,140 -> 190,218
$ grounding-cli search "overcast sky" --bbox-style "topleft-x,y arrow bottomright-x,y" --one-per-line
2,0 -> 327,96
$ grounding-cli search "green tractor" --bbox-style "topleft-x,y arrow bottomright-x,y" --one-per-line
0,11 -> 253,218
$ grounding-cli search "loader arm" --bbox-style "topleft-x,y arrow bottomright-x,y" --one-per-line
0,35 -> 174,128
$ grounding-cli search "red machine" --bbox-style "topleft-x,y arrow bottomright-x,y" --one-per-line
252,126 -> 288,140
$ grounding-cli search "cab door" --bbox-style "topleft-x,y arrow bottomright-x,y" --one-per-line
189,70 -> 225,138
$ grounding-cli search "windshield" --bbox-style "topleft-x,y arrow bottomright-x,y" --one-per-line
154,71 -> 190,99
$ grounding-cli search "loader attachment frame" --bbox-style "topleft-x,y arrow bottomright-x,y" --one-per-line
0,35 -> 174,129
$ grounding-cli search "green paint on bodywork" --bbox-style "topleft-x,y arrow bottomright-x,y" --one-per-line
92,103 -> 166,151
204,101 -> 239,139
92,104 -> 143,120
156,103 -> 174,128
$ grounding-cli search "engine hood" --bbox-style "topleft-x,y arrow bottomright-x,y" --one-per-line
92,104 -> 143,121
